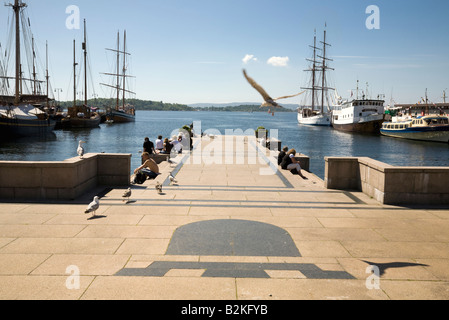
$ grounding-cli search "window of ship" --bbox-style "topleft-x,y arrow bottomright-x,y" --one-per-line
399,124 -> 404,129
394,125 -> 399,129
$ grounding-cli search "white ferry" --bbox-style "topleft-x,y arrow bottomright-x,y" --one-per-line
381,114 -> 449,143
331,99 -> 385,133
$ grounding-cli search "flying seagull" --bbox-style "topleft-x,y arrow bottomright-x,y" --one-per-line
85,196 -> 100,217
242,69 -> 305,109
169,172 -> 177,185
77,140 -> 86,158
122,188 -> 132,203
155,182 -> 162,194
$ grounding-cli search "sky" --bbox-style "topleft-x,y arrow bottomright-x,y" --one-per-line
1,0 -> 448,105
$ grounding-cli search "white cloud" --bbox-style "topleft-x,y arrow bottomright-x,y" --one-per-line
267,56 -> 289,67
242,54 -> 258,64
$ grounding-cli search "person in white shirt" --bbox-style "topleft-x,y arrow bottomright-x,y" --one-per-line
155,135 -> 164,153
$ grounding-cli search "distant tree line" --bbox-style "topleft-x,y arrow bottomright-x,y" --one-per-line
57,98 -> 294,112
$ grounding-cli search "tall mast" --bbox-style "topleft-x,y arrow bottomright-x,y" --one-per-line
116,32 -> 120,110
46,41 -> 49,107
73,39 -> 77,108
311,32 -> 317,110
301,31 -> 321,110
320,29 -> 327,113
8,0 -> 27,105
32,36 -> 36,95
122,30 -> 127,109
318,25 -> 333,114
83,19 -> 87,106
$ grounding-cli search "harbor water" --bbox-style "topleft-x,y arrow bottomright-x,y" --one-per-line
1,110 -> 449,180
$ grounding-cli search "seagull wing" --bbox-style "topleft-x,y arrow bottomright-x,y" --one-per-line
243,69 -> 273,102
85,198 -> 99,213
274,90 -> 306,101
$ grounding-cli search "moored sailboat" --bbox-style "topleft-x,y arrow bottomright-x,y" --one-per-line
63,20 -> 101,129
101,31 -> 136,123
0,0 -> 55,137
297,28 -> 334,126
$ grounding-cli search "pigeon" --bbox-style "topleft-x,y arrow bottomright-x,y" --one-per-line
169,172 -> 177,184
155,182 -> 162,194
77,140 -> 86,158
243,69 -> 305,109
122,187 -> 132,203
85,196 -> 100,217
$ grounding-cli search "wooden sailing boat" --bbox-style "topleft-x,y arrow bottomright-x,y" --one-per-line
64,19 -> 101,128
101,31 -> 136,123
297,27 -> 334,126
0,0 -> 55,137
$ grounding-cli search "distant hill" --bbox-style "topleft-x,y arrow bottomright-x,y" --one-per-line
189,102 -> 299,110
193,104 -> 294,113
57,99 -> 296,112
58,98 -> 194,111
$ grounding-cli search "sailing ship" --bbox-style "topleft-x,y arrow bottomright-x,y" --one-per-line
0,0 -> 55,137
331,81 -> 385,134
63,20 -> 101,128
297,28 -> 334,126
101,31 -> 136,123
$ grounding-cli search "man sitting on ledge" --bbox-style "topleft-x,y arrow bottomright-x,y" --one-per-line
133,152 -> 160,184
280,148 -> 308,180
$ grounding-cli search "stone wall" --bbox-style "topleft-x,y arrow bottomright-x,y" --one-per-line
325,157 -> 449,205
0,153 -> 131,201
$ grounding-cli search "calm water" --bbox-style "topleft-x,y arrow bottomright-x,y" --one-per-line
1,110 -> 449,179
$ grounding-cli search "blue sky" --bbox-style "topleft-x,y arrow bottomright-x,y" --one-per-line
1,0 -> 448,105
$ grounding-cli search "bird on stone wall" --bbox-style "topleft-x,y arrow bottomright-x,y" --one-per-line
85,196 -> 100,217
77,140 -> 86,158
242,69 -> 305,111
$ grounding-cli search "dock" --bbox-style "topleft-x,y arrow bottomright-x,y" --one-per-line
0,135 -> 448,300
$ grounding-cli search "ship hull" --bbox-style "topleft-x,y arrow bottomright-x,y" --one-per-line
0,117 -> 55,137
109,110 -> 135,123
298,112 -> 331,126
381,128 -> 449,143
332,119 -> 384,134
68,115 -> 101,128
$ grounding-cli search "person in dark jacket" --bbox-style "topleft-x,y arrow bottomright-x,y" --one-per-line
280,149 -> 308,180
278,146 -> 289,166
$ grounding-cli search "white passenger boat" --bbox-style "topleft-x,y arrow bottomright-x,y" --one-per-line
381,114 -> 449,143
331,98 -> 385,134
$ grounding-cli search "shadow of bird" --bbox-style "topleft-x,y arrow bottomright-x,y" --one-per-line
362,260 -> 429,277
243,69 -> 305,110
